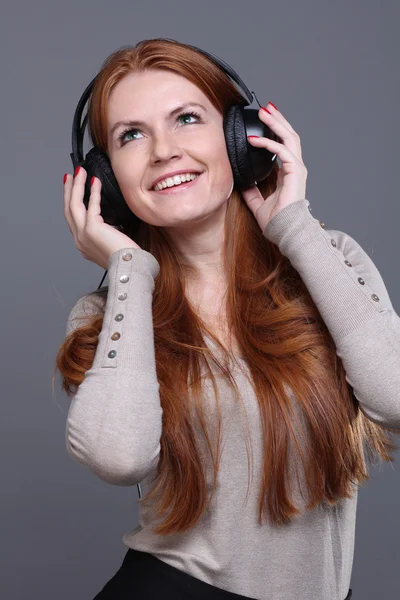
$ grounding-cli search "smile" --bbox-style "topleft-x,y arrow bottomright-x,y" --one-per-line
151,173 -> 203,195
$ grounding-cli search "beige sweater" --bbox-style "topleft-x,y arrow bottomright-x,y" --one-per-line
65,199 -> 400,600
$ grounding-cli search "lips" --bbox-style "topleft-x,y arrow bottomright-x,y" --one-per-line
150,170 -> 202,190
151,172 -> 203,194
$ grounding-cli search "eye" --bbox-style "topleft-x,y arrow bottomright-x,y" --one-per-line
178,111 -> 201,125
118,127 -> 141,144
117,110 -> 202,145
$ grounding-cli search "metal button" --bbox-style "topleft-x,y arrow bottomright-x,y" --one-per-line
111,332 -> 121,341
331,239 -> 337,247
371,294 -> 380,302
108,350 -> 117,358
120,275 -> 129,283
118,292 -> 127,301
358,277 -> 365,285
122,252 -> 132,261
319,221 -> 326,229
115,313 -> 124,322
344,260 -> 352,267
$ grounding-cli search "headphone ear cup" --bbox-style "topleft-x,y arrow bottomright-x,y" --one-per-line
224,104 -> 278,191
80,147 -> 140,232
223,104 -> 256,190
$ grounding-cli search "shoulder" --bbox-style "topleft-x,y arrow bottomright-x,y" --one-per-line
66,286 -> 108,337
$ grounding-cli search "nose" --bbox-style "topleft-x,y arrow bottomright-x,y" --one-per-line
150,129 -> 183,164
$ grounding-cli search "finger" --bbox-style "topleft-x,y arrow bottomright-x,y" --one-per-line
69,167 -> 88,231
63,173 -> 77,235
86,176 -> 103,221
263,102 -> 297,135
240,184 -> 265,218
248,135 -> 302,167
258,107 -> 302,158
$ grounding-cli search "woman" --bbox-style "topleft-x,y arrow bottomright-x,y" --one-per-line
55,38 -> 400,599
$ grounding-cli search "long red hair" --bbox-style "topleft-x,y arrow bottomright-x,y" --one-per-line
54,38 -> 398,534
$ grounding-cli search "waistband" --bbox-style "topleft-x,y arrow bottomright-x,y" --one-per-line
124,549 -> 353,600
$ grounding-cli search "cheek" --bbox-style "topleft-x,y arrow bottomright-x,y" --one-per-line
111,154 -> 142,195
212,139 -> 233,187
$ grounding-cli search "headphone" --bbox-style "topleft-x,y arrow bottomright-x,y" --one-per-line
69,41 -> 278,499
70,40 -> 279,290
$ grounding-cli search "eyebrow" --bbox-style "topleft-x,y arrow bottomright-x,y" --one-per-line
109,102 -> 208,139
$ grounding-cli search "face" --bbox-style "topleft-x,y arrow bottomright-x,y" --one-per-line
106,69 -> 234,233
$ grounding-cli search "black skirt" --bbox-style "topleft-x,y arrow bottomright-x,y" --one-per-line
93,547 -> 353,599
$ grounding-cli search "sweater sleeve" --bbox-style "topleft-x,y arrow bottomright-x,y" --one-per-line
263,198 -> 400,430
65,247 -> 163,486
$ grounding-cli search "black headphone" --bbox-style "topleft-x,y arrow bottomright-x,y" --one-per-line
69,41 -> 278,500
70,40 -> 279,291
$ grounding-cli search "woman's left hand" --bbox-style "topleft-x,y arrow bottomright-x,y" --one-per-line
241,102 -> 308,232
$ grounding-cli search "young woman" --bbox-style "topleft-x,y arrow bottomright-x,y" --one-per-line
56,37 -> 400,600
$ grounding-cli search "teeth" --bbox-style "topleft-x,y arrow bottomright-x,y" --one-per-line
153,172 -> 200,191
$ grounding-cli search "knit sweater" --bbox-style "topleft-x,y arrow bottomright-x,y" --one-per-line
65,198 -> 400,600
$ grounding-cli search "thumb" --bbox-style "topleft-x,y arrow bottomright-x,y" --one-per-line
241,185 -> 265,221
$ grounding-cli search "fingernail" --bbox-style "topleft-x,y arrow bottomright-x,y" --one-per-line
63,173 -> 68,185
248,135 -> 259,139
268,102 -> 279,111
261,106 -> 272,115
74,166 -> 81,177
91,176 -> 95,186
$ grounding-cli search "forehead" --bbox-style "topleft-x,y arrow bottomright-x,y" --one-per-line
107,69 -> 209,120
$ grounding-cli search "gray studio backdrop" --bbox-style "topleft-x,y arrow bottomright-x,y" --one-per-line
1,0 -> 399,598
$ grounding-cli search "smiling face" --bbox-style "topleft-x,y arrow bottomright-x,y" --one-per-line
106,69 -> 234,233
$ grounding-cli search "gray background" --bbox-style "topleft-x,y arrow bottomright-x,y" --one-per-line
1,0 -> 399,598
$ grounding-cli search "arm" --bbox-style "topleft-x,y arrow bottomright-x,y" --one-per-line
65,247 -> 163,485
263,198 -> 400,430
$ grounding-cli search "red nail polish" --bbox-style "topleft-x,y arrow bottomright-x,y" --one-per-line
261,106 -> 272,115
74,166 -> 81,177
248,135 -> 259,138
63,173 -> 68,185
91,176 -> 95,186
269,102 -> 279,111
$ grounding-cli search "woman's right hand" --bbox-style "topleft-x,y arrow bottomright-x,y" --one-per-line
64,166 -> 141,270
